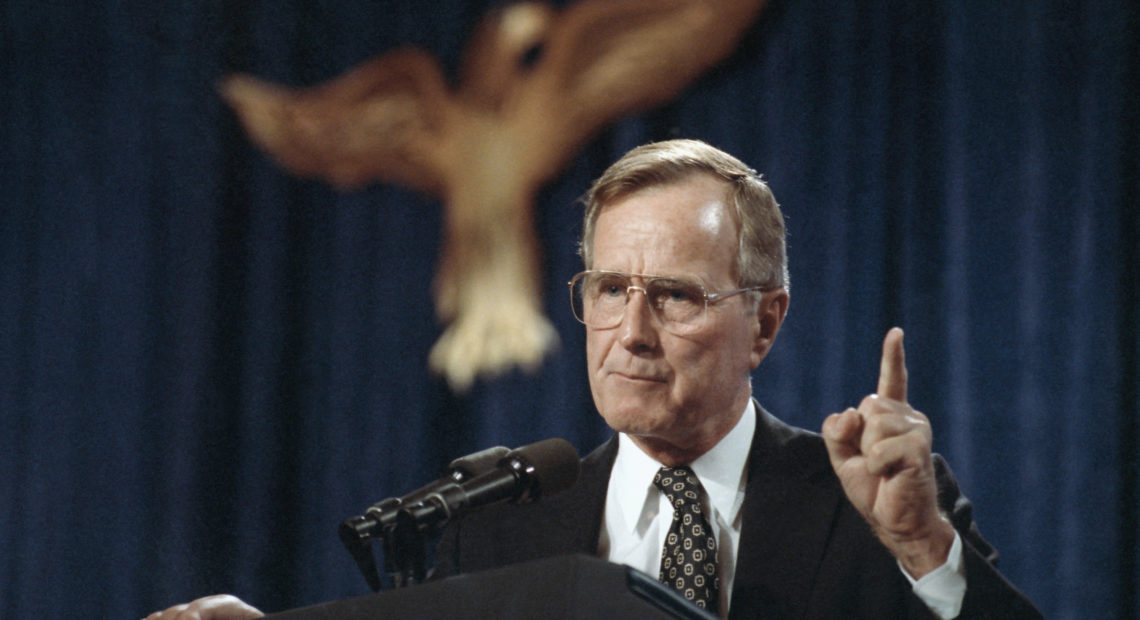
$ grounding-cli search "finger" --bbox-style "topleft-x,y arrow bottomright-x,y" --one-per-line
822,408 -> 863,465
857,394 -> 931,445
144,604 -> 188,620
855,403 -> 909,450
877,327 -> 908,402
860,432 -> 931,478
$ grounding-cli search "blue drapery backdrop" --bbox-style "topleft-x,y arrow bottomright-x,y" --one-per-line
2,1 -> 1137,618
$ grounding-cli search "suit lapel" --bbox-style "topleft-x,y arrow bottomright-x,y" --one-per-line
729,404 -> 844,619
524,435 -> 618,558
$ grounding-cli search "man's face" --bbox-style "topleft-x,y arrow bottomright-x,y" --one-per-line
586,175 -> 782,460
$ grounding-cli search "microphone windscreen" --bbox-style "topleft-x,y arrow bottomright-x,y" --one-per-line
512,437 -> 580,497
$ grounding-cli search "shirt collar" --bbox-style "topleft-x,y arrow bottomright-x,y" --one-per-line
611,400 -> 755,533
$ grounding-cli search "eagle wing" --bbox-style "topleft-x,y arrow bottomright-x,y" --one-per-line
508,0 -> 767,177
219,48 -> 453,195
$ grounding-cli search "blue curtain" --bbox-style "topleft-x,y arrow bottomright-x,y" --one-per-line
2,1 -> 1136,618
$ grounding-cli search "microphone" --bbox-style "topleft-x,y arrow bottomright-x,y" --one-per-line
390,445 -> 512,508
338,438 -> 579,590
341,445 -> 511,544
341,438 -> 578,540
399,437 -> 579,530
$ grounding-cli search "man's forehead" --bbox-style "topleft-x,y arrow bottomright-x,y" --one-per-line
592,196 -> 738,285
603,172 -> 731,206
596,179 -> 734,236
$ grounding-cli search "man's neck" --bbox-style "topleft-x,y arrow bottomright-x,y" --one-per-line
625,397 -> 751,466
626,434 -> 719,467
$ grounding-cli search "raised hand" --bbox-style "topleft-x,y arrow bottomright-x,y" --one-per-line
821,327 -> 955,578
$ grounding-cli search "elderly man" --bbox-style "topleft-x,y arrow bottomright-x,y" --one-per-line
148,140 -> 1040,619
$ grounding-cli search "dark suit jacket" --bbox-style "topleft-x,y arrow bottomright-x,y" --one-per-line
434,406 -> 1041,619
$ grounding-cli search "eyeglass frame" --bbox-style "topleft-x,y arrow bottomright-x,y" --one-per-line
567,269 -> 777,333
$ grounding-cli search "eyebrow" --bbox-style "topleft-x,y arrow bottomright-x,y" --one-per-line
590,269 -> 714,286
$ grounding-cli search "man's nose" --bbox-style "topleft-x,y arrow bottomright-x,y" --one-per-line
619,287 -> 659,351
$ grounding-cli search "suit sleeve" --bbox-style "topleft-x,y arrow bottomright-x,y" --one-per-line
931,455 -> 1043,619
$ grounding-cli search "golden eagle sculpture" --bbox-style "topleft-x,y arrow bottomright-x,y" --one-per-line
220,0 -> 767,391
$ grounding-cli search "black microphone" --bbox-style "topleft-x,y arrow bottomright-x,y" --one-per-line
389,445 -> 512,508
338,445 -> 510,592
338,439 -> 579,591
399,437 -> 579,530
341,445 -> 511,544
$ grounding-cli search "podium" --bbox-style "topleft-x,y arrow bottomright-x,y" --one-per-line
265,554 -> 716,619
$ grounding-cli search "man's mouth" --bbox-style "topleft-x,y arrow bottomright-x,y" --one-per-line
611,371 -> 667,383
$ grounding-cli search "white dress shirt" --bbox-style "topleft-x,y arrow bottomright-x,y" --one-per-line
597,400 -> 966,619
598,400 -> 754,616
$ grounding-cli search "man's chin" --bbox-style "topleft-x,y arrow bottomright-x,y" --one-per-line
598,401 -> 673,436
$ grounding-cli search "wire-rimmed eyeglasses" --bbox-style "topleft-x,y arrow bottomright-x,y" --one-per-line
567,270 -> 773,334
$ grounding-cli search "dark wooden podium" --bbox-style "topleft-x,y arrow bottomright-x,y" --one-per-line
265,554 -> 715,619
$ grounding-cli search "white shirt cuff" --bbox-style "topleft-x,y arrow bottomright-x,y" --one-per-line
900,531 -> 966,619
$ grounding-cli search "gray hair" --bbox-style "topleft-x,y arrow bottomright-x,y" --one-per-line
580,139 -> 788,291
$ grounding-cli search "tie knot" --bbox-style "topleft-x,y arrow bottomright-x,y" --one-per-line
653,465 -> 704,507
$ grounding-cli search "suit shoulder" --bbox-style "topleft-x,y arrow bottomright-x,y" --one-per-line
751,405 -> 835,482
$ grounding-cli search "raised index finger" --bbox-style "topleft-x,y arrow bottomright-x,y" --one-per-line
877,327 -> 908,402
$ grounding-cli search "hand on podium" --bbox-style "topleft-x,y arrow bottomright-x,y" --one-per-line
144,594 -> 264,620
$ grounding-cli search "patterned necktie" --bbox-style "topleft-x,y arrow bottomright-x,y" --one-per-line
654,465 -> 720,613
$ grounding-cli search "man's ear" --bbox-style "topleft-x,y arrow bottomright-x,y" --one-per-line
750,289 -> 789,368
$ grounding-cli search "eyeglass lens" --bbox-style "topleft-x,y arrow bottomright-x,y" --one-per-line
571,272 -> 707,329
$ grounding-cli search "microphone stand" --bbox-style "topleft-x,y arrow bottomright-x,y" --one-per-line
338,498 -> 430,591
338,513 -> 384,592
384,509 -> 428,587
